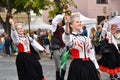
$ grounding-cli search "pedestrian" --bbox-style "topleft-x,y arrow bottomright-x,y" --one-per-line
98,23 -> 120,80
81,25 -> 88,37
43,31 -> 50,54
51,13 -> 67,80
9,18 -> 47,80
89,27 -> 97,48
94,25 -> 102,55
63,12 -> 100,80
4,33 -> 12,56
0,34 -> 4,56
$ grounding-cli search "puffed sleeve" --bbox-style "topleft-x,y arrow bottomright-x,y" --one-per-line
87,37 -> 99,69
28,36 -> 45,51
62,33 -> 73,47
107,32 -> 119,50
89,48 -> 99,69
11,30 -> 19,44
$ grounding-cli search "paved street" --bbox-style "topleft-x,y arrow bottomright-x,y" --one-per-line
0,56 -> 120,80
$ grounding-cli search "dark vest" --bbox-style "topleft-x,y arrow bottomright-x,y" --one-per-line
53,25 -> 65,48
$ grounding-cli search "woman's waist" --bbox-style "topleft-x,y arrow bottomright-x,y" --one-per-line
18,51 -> 31,54
73,58 -> 90,61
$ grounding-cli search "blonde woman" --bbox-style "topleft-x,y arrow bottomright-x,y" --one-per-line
63,12 -> 100,80
9,18 -> 47,80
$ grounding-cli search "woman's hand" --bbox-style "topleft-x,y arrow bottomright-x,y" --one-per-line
118,50 -> 120,54
9,18 -> 14,25
64,15 -> 71,34
43,49 -> 49,55
9,18 -> 15,30
97,69 -> 101,78
64,15 -> 70,23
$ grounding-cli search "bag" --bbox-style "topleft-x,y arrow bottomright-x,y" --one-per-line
49,36 -> 61,50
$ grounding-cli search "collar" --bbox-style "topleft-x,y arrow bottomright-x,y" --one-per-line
18,34 -> 26,38
72,32 -> 82,36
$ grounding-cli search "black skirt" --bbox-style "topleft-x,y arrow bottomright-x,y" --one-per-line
98,42 -> 120,74
16,52 -> 45,80
67,59 -> 100,80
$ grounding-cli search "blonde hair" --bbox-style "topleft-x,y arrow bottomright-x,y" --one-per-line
96,25 -> 102,31
111,24 -> 116,30
90,27 -> 96,33
15,23 -> 24,30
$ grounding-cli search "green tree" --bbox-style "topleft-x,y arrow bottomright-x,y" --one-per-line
48,0 -> 77,18
0,0 -> 52,35
0,0 -> 76,35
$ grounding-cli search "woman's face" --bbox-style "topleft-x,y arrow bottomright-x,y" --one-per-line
16,25 -> 24,35
70,20 -> 82,32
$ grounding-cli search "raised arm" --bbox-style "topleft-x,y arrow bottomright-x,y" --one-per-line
62,15 -> 73,47
9,18 -> 19,44
9,18 -> 15,30
64,15 -> 70,34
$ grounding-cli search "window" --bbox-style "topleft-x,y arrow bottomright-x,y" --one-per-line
97,0 -> 108,4
97,16 -> 109,25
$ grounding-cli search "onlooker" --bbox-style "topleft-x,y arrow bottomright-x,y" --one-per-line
81,25 -> 88,37
4,33 -> 12,56
43,31 -> 50,54
0,34 -> 5,56
89,27 -> 96,48
94,25 -> 102,54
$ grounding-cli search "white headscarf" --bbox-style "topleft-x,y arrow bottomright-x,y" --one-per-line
70,12 -> 80,22
52,14 -> 64,32
101,20 -> 110,39
100,20 -> 119,50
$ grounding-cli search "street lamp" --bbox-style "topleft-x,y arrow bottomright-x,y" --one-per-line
26,6 -> 31,34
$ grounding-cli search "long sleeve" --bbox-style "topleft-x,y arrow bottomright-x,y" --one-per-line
11,30 -> 19,44
111,35 -> 119,50
87,37 -> 99,69
89,48 -> 99,69
107,32 -> 119,50
29,36 -> 45,51
62,33 -> 73,47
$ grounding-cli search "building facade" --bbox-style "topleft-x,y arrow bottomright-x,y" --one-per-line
43,0 -> 120,24
0,0 -> 120,25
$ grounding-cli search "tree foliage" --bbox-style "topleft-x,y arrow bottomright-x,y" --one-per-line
0,0 -> 52,34
48,0 -> 77,18
0,0 -> 52,15
0,0 -> 76,35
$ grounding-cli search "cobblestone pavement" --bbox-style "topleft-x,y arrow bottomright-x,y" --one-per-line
0,55 -> 120,80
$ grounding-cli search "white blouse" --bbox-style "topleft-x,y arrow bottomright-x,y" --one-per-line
62,32 -> 99,69
11,30 -> 45,53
